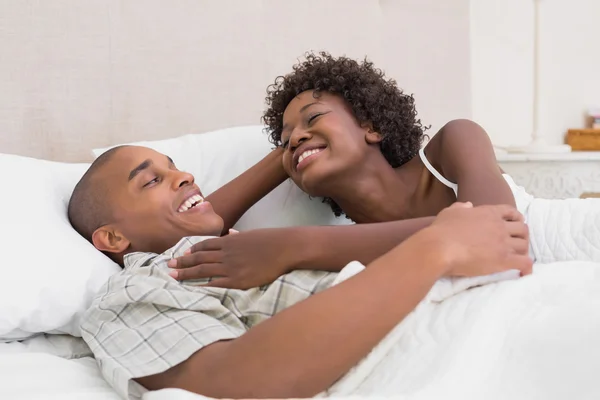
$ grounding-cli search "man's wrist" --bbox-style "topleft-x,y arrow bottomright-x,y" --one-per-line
401,226 -> 457,277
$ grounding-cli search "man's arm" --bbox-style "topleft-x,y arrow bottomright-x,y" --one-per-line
205,148 -> 287,235
434,119 -> 516,207
141,204 -> 532,398
140,228 -> 448,398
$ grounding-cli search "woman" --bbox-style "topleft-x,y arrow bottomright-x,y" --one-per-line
263,52 -> 523,224
168,51 -> 590,286
259,51 -> 598,266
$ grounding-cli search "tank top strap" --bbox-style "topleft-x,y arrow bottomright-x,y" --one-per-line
418,147 -> 458,196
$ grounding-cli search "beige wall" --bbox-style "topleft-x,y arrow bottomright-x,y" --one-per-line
470,0 -> 600,147
0,0 -> 471,162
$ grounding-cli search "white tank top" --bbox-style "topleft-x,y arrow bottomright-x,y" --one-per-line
418,148 -> 458,196
418,147 -> 534,218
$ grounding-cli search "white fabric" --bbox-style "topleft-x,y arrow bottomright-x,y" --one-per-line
0,334 -> 92,359
334,261 -> 520,303
145,261 -> 600,400
0,153 -> 121,341
528,196 -> 600,263
0,125 -> 351,342
0,353 -> 121,400
503,174 -> 535,220
323,261 -> 600,399
502,174 -> 600,264
417,148 -> 535,224
418,148 -> 458,196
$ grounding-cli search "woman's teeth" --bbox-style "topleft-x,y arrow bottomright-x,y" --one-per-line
178,194 -> 204,212
297,148 -> 323,166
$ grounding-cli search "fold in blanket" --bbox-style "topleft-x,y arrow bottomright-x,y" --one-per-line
332,261 -> 520,303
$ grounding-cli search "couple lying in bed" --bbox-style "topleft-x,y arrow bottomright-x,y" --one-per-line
69,52 -> 590,399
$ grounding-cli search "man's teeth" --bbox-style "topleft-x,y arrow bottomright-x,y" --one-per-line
297,148 -> 323,165
178,194 -> 204,212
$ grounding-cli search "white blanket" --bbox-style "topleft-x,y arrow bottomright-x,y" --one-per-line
146,260 -> 600,400
528,197 -> 600,263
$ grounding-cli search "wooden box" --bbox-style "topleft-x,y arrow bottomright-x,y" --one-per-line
566,129 -> 600,151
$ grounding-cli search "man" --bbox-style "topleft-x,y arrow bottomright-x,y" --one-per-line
70,145 -> 531,399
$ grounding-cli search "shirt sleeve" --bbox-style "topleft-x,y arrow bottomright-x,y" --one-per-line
80,247 -> 246,399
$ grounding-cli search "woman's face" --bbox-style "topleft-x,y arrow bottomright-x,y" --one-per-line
280,90 -> 382,197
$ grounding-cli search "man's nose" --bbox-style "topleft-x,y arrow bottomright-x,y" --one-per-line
172,170 -> 195,189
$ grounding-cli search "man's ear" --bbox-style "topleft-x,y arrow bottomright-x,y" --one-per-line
362,123 -> 383,145
92,225 -> 131,254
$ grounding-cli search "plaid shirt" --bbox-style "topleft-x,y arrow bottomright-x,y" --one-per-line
80,236 -> 337,399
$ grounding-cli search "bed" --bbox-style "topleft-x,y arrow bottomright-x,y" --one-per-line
2,2 -> 600,400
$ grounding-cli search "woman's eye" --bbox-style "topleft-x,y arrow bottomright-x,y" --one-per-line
143,177 -> 159,187
308,113 -> 322,124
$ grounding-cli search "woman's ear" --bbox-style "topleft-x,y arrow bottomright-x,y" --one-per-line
364,124 -> 383,145
92,225 -> 131,254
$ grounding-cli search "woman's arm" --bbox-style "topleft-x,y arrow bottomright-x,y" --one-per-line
434,119 -> 516,207
168,216 -> 435,284
205,148 -> 287,235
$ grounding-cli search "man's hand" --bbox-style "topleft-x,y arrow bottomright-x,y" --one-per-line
427,202 -> 532,277
167,229 -> 298,289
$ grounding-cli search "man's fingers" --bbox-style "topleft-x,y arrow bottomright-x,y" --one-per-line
509,237 -> 529,256
509,254 -> 533,276
168,251 -> 223,269
169,263 -> 226,281
506,221 -> 529,240
497,205 -> 524,222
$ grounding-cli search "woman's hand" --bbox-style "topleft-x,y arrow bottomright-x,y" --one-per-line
167,229 -> 300,289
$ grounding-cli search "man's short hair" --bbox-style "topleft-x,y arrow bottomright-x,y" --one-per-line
68,146 -> 127,243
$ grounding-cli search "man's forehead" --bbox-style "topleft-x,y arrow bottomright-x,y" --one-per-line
116,145 -> 162,160
99,146 -> 168,177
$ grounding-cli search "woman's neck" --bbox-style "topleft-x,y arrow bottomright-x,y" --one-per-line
327,156 -> 421,224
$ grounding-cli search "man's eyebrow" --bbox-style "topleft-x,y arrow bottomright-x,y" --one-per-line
128,159 -> 153,181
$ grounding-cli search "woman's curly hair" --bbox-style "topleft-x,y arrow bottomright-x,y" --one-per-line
262,51 -> 428,218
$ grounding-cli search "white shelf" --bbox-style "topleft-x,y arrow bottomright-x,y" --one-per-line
496,151 -> 600,162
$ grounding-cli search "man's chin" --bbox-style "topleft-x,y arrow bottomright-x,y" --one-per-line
183,218 -> 224,238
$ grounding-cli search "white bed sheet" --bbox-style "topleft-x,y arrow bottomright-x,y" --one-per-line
0,334 -> 120,400
0,333 -> 93,359
0,353 -> 120,400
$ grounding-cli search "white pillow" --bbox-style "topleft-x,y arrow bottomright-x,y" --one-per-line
92,125 -> 352,232
0,154 -> 120,342
0,126 -> 350,342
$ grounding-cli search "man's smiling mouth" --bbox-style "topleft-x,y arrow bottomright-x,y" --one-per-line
178,194 -> 204,212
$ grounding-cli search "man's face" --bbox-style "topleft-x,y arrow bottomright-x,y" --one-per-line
97,146 -> 223,255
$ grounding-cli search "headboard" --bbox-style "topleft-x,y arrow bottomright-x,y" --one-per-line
0,0 -> 471,162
